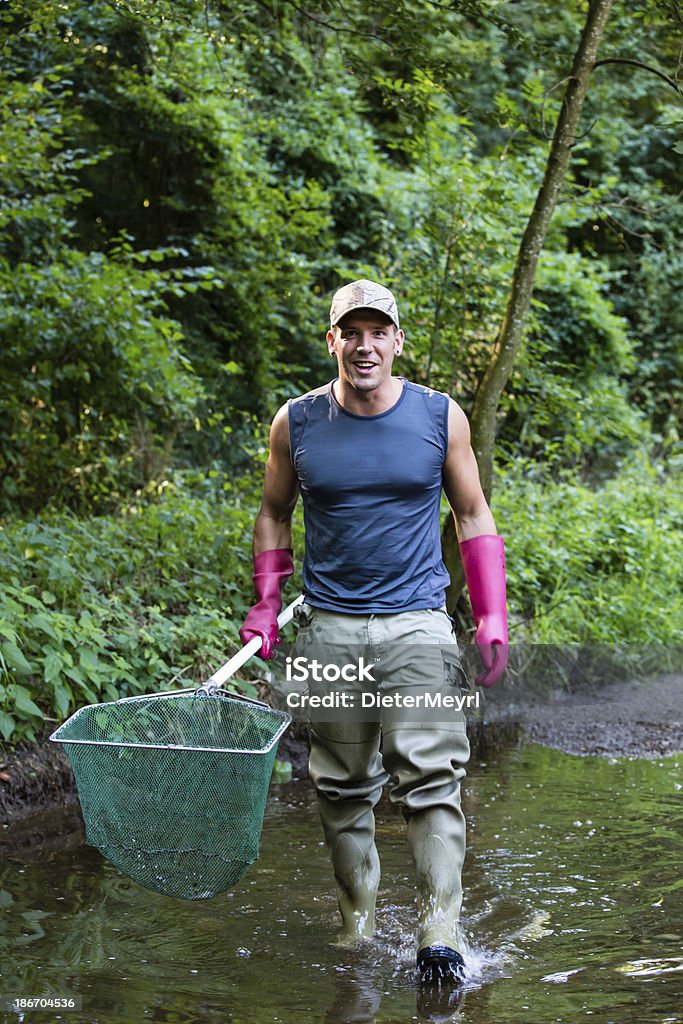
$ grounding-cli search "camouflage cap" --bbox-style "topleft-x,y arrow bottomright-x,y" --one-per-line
329,279 -> 400,329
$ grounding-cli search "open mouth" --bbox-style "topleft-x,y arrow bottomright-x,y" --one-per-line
353,361 -> 377,370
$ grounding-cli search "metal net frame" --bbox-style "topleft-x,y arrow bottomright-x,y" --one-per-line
50,689 -> 291,900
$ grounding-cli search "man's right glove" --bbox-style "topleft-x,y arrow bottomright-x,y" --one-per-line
239,548 -> 294,660
459,534 -> 508,688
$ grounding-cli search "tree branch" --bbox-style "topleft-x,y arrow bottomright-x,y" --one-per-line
593,57 -> 683,95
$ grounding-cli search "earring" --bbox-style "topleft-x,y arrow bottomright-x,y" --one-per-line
395,349 -> 400,355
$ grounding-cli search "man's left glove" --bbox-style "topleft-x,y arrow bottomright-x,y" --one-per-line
239,548 -> 294,660
459,534 -> 509,688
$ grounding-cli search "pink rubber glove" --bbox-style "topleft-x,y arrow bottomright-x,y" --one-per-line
459,535 -> 508,688
239,548 -> 294,660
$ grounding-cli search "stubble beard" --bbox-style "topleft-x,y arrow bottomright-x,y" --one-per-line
344,362 -> 386,393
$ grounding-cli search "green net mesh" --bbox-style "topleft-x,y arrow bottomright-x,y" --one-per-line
50,691 -> 291,900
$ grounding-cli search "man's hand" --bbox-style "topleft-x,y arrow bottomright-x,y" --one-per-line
472,632 -> 508,689
459,534 -> 508,688
239,548 -> 294,660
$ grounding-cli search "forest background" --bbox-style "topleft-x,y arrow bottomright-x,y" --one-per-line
0,0 -> 681,746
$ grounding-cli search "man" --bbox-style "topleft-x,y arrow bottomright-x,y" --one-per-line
240,279 -> 508,986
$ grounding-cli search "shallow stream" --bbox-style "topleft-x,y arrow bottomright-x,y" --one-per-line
2,742 -> 682,1023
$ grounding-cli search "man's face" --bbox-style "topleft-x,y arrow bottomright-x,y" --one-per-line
326,311 -> 405,394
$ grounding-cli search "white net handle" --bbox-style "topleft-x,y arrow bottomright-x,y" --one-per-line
198,594 -> 304,696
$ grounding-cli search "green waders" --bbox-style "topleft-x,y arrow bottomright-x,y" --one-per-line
295,604 -> 470,952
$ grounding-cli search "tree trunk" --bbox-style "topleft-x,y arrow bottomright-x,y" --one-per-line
443,0 -> 615,612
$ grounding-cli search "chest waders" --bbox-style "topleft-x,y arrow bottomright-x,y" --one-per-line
295,604 -> 470,966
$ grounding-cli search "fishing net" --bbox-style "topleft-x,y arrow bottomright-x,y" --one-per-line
50,690 -> 291,900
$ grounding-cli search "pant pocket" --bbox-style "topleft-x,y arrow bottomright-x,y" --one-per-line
441,648 -> 471,692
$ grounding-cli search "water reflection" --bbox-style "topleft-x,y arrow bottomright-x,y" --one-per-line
1,744 -> 682,1024
323,963 -> 383,1024
616,957 -> 683,977
322,957 -> 469,1024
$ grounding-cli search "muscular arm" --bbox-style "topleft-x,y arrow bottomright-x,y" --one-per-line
442,398 -> 508,686
253,404 -> 299,555
441,399 -> 497,539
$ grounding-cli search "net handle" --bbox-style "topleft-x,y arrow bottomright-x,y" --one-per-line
197,594 -> 304,697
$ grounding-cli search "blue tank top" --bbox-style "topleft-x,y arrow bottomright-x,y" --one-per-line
288,379 -> 451,613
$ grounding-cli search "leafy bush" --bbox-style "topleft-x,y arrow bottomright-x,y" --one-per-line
497,453 -> 683,646
498,252 -> 650,475
0,473 -> 307,745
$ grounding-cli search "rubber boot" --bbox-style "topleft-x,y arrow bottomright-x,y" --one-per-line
407,804 -> 466,979
327,811 -> 381,942
310,723 -> 386,944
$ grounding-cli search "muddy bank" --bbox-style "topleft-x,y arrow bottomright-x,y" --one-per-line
497,672 -> 683,760
0,740 -> 77,826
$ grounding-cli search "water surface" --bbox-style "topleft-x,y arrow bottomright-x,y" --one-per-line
1,742 -> 682,1023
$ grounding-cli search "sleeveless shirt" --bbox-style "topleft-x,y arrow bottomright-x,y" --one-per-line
287,379 -> 451,613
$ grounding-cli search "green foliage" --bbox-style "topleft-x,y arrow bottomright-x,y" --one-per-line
0,41 -> 220,513
0,241 -> 213,512
1,0 -> 680,511
499,251 -> 650,474
497,454 -> 683,645
620,238 -> 683,436
0,476 -> 288,745
380,110 -> 541,399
